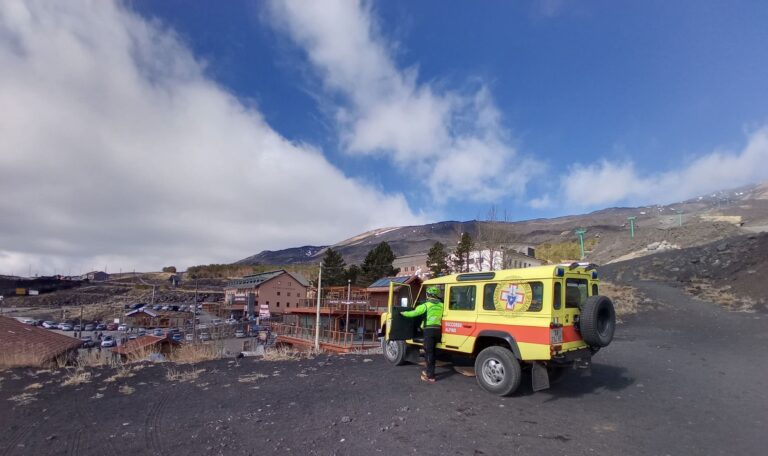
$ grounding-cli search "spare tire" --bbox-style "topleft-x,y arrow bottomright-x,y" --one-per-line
579,295 -> 615,347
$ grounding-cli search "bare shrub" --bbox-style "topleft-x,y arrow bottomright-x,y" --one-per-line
262,346 -> 313,361
62,368 -> 92,386
169,343 -> 222,364
600,281 -> 640,317
77,350 -> 117,368
118,384 -> 135,395
103,364 -> 136,383
125,345 -> 162,364
165,367 -> 205,382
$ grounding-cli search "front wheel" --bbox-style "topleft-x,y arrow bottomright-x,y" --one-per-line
474,346 -> 521,396
382,339 -> 409,365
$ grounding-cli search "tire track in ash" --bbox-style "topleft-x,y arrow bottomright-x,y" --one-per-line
71,386 -> 120,455
1,401 -> 56,456
65,429 -> 82,456
143,389 -> 170,454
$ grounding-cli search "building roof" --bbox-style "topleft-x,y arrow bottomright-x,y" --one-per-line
112,335 -> 172,356
225,269 -> 310,289
366,276 -> 421,293
0,316 -> 82,366
125,308 -> 192,318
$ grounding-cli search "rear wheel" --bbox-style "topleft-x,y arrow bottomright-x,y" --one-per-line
474,346 -> 521,396
382,339 -> 409,365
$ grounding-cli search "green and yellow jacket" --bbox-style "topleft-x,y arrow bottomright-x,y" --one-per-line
401,298 -> 444,329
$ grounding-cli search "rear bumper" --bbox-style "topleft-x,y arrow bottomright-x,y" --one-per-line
549,347 -> 593,366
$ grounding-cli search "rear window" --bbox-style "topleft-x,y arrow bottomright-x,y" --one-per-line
528,282 -> 544,312
565,279 -> 588,308
553,282 -> 562,310
483,284 -> 496,310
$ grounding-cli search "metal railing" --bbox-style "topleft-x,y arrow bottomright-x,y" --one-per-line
272,323 -> 379,347
294,298 -> 385,313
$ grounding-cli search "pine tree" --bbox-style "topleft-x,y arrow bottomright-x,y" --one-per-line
359,242 -> 399,286
454,232 -> 474,273
426,242 -> 450,277
321,248 -> 347,286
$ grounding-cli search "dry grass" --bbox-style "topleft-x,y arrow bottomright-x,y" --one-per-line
0,351 -> 48,370
600,281 -> 641,318
77,350 -> 119,368
103,364 -> 136,383
118,384 -> 135,395
8,392 -> 37,406
685,281 -> 756,312
24,382 -> 44,390
237,373 -> 269,383
168,343 -> 222,364
165,367 -> 206,382
262,346 -> 313,361
62,368 -> 92,386
125,345 -> 162,364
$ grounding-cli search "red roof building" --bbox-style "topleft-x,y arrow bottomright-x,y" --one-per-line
0,316 -> 82,367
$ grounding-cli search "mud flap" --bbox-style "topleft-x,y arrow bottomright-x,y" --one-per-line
532,362 -> 550,391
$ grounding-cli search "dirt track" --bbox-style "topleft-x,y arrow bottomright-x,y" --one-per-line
1,281 -> 766,455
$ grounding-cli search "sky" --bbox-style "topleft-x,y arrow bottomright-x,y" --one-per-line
1,0 -> 768,275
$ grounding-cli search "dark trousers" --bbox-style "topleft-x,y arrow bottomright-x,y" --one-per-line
423,327 -> 441,379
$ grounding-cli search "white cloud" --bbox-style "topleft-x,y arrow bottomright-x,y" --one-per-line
0,0 -> 424,275
266,0 -> 540,202
560,127 -> 768,207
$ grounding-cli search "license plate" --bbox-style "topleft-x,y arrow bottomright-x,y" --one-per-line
550,327 -> 563,345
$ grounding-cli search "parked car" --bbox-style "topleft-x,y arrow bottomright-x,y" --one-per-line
185,333 -> 194,342
73,324 -> 82,331
153,305 -> 162,310
211,319 -> 223,326
118,324 -> 129,331
84,324 -> 95,331
101,336 -> 116,348
95,323 -> 106,331
80,336 -> 95,348
106,322 -> 118,331
235,330 -> 246,338
199,332 -> 211,341
161,305 -> 170,311
171,333 -> 183,342
42,321 -> 57,329
137,328 -> 147,336
130,303 -> 144,310
152,328 -> 164,337
59,323 -> 73,331
128,334 -> 138,340
225,318 -> 238,325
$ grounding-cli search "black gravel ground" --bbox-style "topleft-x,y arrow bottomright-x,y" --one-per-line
1,281 -> 766,456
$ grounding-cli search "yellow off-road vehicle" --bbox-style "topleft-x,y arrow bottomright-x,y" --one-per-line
378,264 -> 616,395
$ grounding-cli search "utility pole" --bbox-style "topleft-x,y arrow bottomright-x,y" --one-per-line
574,228 -> 587,260
193,279 -> 198,345
627,216 -> 637,239
314,264 -> 322,352
78,306 -> 83,338
678,212 -> 683,227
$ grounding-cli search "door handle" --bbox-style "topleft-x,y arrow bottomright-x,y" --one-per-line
462,324 -> 473,328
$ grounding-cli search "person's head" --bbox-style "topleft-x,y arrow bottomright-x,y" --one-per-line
426,286 -> 441,300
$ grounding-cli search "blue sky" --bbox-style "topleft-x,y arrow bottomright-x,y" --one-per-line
1,0 -> 768,273
132,0 -> 768,219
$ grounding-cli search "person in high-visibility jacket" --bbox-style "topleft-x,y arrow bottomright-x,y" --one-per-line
401,286 -> 444,383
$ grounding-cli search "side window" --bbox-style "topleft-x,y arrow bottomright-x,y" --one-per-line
565,279 -> 588,308
553,282 -> 562,310
591,283 -> 599,296
449,285 -> 476,311
527,282 -> 543,312
483,283 -> 497,310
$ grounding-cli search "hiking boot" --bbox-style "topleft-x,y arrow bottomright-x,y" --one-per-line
420,372 -> 436,383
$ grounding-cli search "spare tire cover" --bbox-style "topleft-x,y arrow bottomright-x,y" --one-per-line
579,295 -> 616,347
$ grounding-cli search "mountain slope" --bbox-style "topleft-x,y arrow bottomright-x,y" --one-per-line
235,182 -> 768,266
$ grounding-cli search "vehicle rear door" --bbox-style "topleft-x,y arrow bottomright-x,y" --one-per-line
386,282 -> 418,341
